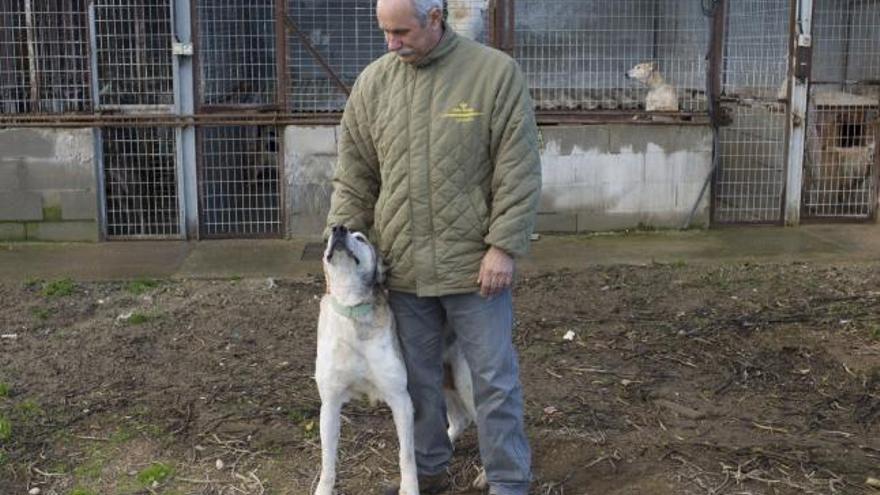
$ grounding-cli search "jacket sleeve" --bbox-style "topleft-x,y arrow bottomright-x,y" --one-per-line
325,76 -> 381,239
485,58 -> 542,257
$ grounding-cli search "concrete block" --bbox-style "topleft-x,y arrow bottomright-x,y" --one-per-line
535,212 -> 577,232
0,129 -> 56,159
0,223 -> 26,240
19,159 -> 95,190
0,162 -> 23,190
25,221 -> 99,242
60,190 -> 98,220
285,126 -> 339,157
0,191 -> 43,221
541,126 -> 610,156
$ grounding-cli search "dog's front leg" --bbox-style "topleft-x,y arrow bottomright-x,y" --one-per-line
315,396 -> 343,495
386,393 -> 419,495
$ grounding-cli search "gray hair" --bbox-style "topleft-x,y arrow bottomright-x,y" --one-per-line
377,0 -> 443,26
413,0 -> 443,23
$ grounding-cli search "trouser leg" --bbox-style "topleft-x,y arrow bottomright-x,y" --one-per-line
442,289 -> 531,495
388,290 -> 452,476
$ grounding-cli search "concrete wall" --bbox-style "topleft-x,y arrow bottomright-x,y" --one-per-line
282,124 -> 712,235
0,128 -> 98,241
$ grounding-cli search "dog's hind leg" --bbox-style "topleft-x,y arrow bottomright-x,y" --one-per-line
315,396 -> 343,495
386,392 -> 419,495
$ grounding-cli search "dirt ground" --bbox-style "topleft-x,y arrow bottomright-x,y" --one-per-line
1,260 -> 879,495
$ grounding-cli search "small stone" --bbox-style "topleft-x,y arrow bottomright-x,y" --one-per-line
29,488 -> 41,495
215,458 -> 224,470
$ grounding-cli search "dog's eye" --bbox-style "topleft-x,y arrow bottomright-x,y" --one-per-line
354,236 -> 366,243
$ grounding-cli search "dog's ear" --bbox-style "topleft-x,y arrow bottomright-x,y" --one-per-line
650,61 -> 659,72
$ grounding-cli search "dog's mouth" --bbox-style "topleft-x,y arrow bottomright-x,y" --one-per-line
326,226 -> 360,265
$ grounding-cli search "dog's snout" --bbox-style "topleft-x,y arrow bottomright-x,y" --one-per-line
332,225 -> 348,235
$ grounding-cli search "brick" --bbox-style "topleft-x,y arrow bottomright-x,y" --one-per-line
60,191 -> 98,220
285,126 -> 339,157
25,221 -> 99,242
0,191 -> 43,221
535,212 -> 577,232
0,129 -> 56,159
0,223 -> 26,240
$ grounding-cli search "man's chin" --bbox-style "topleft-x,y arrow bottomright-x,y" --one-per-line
396,52 -> 418,63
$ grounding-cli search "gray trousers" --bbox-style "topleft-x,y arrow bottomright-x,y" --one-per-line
388,289 -> 531,495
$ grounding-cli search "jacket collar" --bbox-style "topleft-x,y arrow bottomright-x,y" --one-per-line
413,23 -> 458,68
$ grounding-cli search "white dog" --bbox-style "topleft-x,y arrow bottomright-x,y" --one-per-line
314,225 -> 481,495
626,62 -> 679,112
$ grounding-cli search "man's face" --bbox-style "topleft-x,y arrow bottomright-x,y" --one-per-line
377,0 -> 443,64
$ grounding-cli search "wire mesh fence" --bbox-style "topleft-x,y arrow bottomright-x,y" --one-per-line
0,0 -> 90,114
199,126 -> 282,237
196,0 -> 277,107
94,0 -> 174,107
286,0 -> 386,113
803,0 -> 880,220
713,0 -> 791,224
512,0 -> 710,113
102,127 -> 180,239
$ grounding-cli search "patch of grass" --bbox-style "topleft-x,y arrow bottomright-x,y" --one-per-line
17,399 -> 44,419
30,306 -> 52,320
288,408 -> 319,439
70,489 -> 97,495
126,278 -> 160,295
0,415 -> 12,441
0,383 -> 9,398
137,462 -> 173,486
73,458 -> 103,481
42,278 -> 75,297
126,312 -> 151,325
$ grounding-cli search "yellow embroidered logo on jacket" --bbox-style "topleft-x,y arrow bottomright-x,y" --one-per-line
442,102 -> 482,123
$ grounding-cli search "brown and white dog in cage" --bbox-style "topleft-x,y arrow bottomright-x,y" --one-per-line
626,61 -> 679,112
314,225 -> 483,495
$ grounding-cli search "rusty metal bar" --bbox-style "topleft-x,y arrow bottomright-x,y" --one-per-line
283,12 -> 350,96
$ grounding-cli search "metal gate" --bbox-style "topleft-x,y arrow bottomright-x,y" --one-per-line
712,0 -> 791,224
94,0 -> 183,239
801,0 -> 879,221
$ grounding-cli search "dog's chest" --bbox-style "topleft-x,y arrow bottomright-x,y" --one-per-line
316,303 -> 407,403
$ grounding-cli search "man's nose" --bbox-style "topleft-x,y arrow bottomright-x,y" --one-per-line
387,36 -> 402,51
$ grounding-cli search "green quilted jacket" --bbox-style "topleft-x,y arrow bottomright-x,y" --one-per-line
327,28 -> 541,296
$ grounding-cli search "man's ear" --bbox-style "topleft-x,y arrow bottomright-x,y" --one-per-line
429,6 -> 443,29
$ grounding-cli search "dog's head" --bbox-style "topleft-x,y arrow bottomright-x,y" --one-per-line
625,62 -> 658,83
323,225 -> 385,296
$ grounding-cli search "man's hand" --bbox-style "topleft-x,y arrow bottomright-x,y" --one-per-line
477,246 -> 514,298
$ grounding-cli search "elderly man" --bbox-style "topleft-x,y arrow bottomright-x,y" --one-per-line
326,0 -> 541,493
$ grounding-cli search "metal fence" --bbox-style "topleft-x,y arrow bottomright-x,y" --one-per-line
102,127 -> 180,238
803,0 -> 880,220
512,0 -> 710,114
94,0 -> 174,107
286,0 -> 386,113
713,0 -> 791,224
0,0 -> 90,114
197,0 -> 278,107
199,126 -> 282,237
4,1 -> 880,235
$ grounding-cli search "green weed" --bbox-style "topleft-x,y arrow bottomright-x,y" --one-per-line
0,415 -> 11,441
137,462 -> 173,486
126,278 -> 160,295
42,278 -> 75,297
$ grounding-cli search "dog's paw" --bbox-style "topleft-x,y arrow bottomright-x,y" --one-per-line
313,482 -> 335,495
